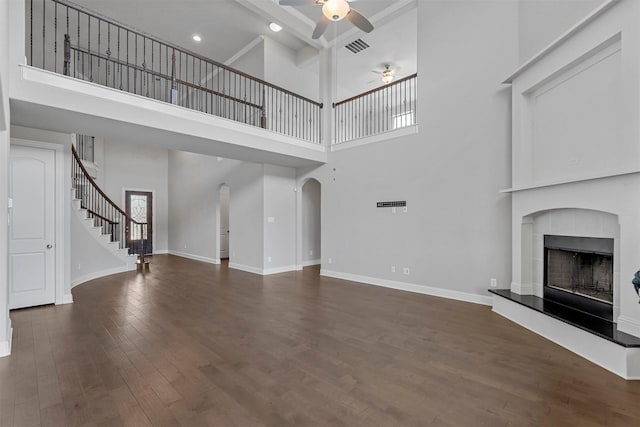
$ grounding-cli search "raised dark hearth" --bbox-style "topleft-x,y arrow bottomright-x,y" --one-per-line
489,289 -> 640,348
544,235 -> 613,320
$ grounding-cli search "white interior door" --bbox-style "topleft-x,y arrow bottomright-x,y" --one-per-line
220,186 -> 229,259
9,145 -> 56,309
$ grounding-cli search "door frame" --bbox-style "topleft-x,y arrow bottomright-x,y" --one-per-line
9,139 -> 67,306
121,187 -> 156,254
215,183 -> 230,264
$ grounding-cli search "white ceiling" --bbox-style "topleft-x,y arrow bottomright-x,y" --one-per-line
71,0 -> 417,101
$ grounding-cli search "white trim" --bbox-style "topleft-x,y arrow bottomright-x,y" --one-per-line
169,250 -> 220,265
503,0 -> 620,84
153,249 -> 169,255
492,295 -> 640,380
302,259 -> 320,267
263,265 -> 298,275
10,139 -> 67,306
618,315 -> 640,338
510,281 -> 533,295
331,125 -> 419,152
500,169 -> 640,193
0,326 -> 13,358
61,294 -> 74,304
71,265 -> 134,288
320,269 -> 492,306
229,262 -> 263,275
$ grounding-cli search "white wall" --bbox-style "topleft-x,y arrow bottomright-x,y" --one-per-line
263,37 -> 319,101
168,150 -> 244,263
227,163 -> 265,271
230,38 -> 265,79
301,179 -> 321,264
518,0 -> 606,63
263,164 -> 297,272
0,0 -> 11,356
70,208 -> 128,285
102,139 -> 169,252
299,0 -> 518,304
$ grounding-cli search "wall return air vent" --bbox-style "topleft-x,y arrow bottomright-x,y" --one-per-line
377,201 -> 406,208
345,38 -> 370,54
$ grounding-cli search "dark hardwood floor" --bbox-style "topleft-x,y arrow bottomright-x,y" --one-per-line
1,254 -> 640,426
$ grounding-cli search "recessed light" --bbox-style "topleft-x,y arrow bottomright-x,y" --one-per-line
269,22 -> 282,33
192,34 -> 202,42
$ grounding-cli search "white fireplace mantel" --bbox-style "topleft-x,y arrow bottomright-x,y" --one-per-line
497,0 -> 640,379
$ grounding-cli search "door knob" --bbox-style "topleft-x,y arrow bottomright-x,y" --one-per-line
46,244 -> 53,249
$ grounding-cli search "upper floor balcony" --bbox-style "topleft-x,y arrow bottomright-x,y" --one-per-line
8,0 -> 418,165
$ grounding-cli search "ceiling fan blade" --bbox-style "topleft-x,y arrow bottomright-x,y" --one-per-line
279,0 -> 316,6
346,8 -> 374,33
312,16 -> 331,39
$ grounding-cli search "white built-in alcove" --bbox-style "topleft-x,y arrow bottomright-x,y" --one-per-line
498,0 -> 640,378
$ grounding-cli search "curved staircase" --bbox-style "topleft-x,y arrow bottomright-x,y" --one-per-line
71,144 -> 149,285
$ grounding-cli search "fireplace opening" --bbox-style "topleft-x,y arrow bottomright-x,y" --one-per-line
543,235 -> 613,321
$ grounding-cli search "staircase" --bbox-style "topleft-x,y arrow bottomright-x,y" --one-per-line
71,144 -> 149,273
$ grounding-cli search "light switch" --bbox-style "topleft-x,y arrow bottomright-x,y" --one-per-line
267,217 -> 275,223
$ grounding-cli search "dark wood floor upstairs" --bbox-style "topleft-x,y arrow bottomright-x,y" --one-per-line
1,255 -> 640,426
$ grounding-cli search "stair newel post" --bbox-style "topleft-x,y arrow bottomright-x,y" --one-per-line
63,33 -> 70,76
171,49 -> 177,105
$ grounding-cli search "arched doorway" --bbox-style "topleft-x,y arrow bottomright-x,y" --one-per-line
216,184 -> 230,263
300,178 -> 321,269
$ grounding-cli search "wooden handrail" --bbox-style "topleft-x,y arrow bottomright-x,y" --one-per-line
71,145 -> 145,226
52,0 -> 323,107
333,73 -> 418,107
69,45 -> 265,111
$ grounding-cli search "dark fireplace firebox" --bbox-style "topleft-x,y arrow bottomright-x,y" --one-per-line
543,235 -> 614,321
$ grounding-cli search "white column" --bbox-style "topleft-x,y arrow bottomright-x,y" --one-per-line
0,0 -> 11,357
318,45 -> 337,148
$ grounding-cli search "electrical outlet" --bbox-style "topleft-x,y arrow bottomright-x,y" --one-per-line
402,206 -> 408,213
267,256 -> 272,263
391,207 -> 397,214
328,258 -> 333,264
391,265 -> 396,273
403,267 -> 410,275
183,244 -> 187,249
78,263 -> 82,270
309,250 -> 313,256
490,278 -> 497,288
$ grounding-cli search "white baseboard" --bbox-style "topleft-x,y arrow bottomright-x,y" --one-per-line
153,249 -> 169,255
510,281 -> 533,295
229,262 -> 263,275
0,325 -> 13,358
229,262 -> 297,276
71,265 -> 134,288
492,295 -> 640,380
302,259 -> 321,267
60,294 -> 74,305
618,315 -> 640,338
320,269 -> 492,306
168,250 -> 220,264
263,265 -> 298,275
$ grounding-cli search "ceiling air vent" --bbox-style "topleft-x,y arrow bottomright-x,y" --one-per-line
345,39 -> 370,54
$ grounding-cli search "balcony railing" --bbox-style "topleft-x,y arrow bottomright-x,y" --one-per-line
333,73 -> 417,144
26,0 -> 323,144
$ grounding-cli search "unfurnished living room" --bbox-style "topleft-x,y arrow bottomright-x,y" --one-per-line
1,0 -> 640,425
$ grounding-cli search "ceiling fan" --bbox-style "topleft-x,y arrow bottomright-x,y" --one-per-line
369,65 -> 398,85
279,0 -> 374,39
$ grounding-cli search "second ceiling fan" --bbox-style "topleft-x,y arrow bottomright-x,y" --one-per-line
279,0 -> 374,39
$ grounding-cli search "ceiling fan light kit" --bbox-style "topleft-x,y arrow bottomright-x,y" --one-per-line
322,0 -> 349,21
279,0 -> 374,39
